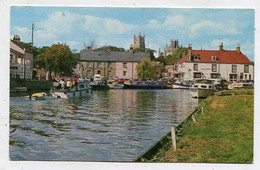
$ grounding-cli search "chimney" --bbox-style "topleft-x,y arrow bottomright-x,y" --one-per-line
236,44 -> 241,53
129,46 -> 134,53
188,44 -> 192,61
219,42 -> 224,52
87,46 -> 92,51
13,35 -> 20,43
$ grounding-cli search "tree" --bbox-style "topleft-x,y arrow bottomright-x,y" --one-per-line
163,47 -> 188,65
95,45 -> 126,52
173,47 -> 188,61
37,43 -> 75,79
136,59 -> 156,80
164,55 -> 176,65
83,39 -> 96,49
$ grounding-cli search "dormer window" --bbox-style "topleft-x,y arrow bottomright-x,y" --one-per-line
212,56 -> 218,61
192,55 -> 200,61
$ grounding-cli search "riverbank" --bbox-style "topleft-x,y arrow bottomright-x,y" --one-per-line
10,79 -> 53,91
145,89 -> 254,163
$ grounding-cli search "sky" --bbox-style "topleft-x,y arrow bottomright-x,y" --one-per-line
11,7 -> 254,61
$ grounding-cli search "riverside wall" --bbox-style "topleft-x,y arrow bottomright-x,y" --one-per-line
10,79 -> 53,91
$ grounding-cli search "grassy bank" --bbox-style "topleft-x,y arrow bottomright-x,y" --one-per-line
150,89 -> 254,163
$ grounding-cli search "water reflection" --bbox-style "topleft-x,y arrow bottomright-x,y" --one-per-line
10,89 -> 197,161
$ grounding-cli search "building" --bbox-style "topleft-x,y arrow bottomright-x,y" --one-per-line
153,62 -> 164,78
174,43 -> 254,82
132,33 -> 145,49
10,35 -> 33,79
164,39 -> 179,57
79,47 -> 150,80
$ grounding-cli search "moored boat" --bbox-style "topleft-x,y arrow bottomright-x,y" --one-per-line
28,92 -> 47,100
189,83 -> 215,98
123,81 -> 167,89
50,81 -> 92,99
172,80 -> 193,89
108,82 -> 124,89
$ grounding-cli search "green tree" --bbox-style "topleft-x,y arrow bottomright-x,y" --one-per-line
136,59 -> 156,80
37,43 -> 75,79
173,47 -> 188,62
95,45 -> 126,52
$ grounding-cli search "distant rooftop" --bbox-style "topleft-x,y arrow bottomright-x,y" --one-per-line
80,50 -> 149,62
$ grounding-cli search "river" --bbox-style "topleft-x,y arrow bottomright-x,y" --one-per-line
10,89 -> 198,161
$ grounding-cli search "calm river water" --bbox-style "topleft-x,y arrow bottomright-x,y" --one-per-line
10,89 -> 198,161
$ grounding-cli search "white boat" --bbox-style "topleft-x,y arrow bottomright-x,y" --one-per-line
108,82 -> 124,89
172,80 -> 193,89
26,92 -> 46,100
189,81 -> 215,98
50,81 -> 92,99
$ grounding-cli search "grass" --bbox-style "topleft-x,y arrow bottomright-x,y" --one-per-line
152,89 -> 254,163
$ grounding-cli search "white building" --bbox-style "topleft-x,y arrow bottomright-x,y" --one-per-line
10,36 -> 33,79
174,43 -> 254,82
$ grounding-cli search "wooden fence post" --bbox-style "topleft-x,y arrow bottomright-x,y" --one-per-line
171,127 -> 177,151
191,114 -> 197,123
201,106 -> 204,114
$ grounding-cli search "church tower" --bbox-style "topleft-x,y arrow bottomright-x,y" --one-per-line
133,33 -> 145,49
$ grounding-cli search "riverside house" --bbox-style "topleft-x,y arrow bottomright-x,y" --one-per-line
79,47 -> 150,80
173,43 -> 254,82
10,35 -> 33,79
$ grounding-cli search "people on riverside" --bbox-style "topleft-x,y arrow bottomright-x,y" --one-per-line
59,79 -> 65,89
66,79 -> 72,89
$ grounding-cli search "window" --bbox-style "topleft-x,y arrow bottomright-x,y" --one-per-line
193,64 -> 198,71
232,65 -> 237,73
87,70 -> 91,77
107,62 -> 112,67
10,54 -> 14,62
244,65 -> 249,73
108,71 -> 111,77
210,73 -> 219,79
229,74 -> 237,81
79,84 -> 85,89
245,74 -> 247,80
97,62 -> 101,68
87,62 -> 91,67
211,56 -> 217,61
212,64 -> 217,72
240,75 -> 243,80
123,62 -> 127,68
201,85 -> 207,89
193,72 -> 201,78
249,74 -> 251,80
193,56 -> 200,61
123,71 -> 127,76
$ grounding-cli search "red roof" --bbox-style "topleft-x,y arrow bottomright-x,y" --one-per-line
176,49 -> 252,65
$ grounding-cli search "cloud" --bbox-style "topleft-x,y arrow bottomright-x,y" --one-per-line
241,42 -> 254,60
38,11 -> 78,34
82,15 -> 136,35
12,26 -> 31,42
210,39 -> 238,49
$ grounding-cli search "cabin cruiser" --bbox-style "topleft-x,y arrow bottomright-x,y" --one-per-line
26,92 -> 47,100
107,82 -> 124,89
123,81 -> 167,89
89,74 -> 110,90
189,79 -> 216,98
172,80 -> 194,89
50,81 -> 92,99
